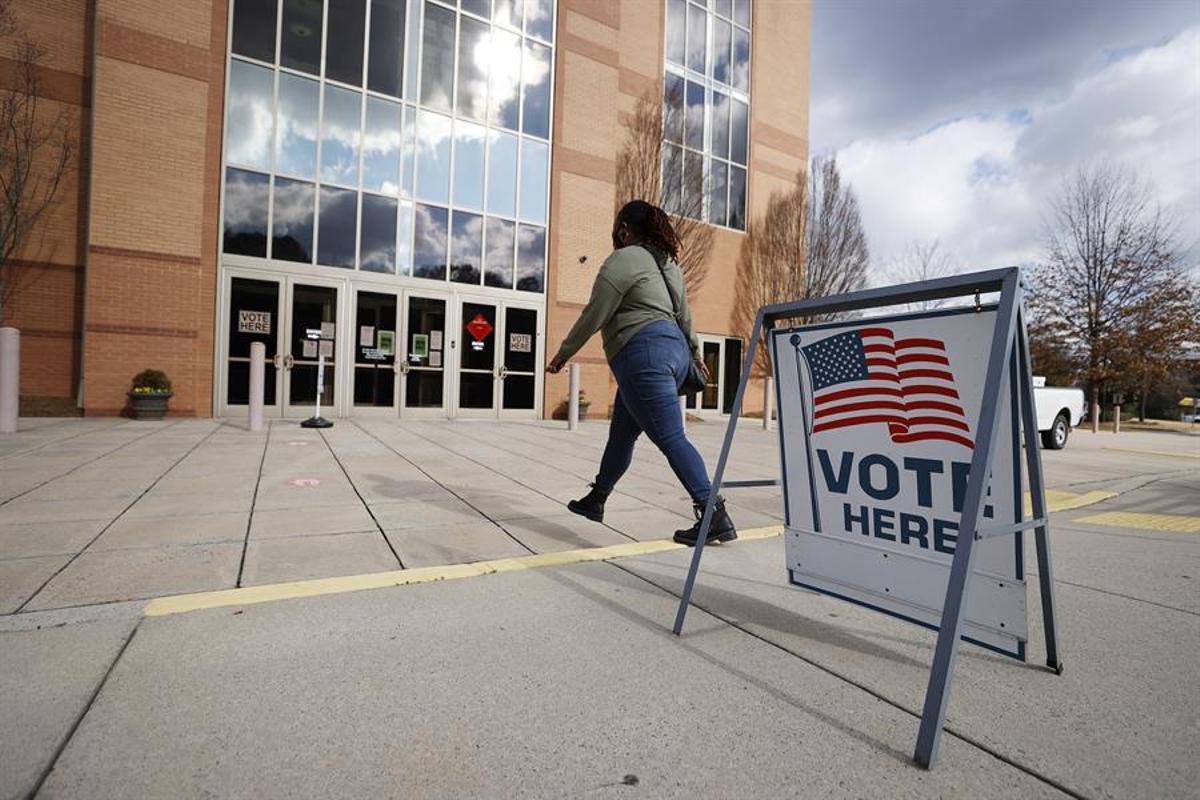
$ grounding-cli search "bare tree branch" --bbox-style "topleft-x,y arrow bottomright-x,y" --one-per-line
881,239 -> 959,311
614,84 -> 712,295
0,0 -> 75,324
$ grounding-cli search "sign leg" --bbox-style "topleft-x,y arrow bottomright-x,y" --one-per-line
913,273 -> 1021,768
673,312 -> 765,635
1016,309 -> 1063,673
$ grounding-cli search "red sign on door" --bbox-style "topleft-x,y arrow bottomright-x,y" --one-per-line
466,313 -> 494,342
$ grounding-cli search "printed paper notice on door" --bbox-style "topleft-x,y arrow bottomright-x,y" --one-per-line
320,321 -> 335,340
319,340 -> 333,357
429,351 -> 442,367
302,340 -> 317,358
378,331 -> 395,355
412,333 -> 429,358
360,326 -> 374,347
430,331 -> 443,350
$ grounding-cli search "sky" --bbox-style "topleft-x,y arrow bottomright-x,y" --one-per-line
810,0 -> 1200,280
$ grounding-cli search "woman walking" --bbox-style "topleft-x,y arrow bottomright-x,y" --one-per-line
546,200 -> 736,546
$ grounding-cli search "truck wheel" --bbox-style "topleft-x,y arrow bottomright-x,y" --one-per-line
1041,413 -> 1069,450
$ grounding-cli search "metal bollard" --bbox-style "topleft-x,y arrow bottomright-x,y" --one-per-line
1113,405 -> 1120,434
763,376 -> 773,431
249,341 -> 265,432
1091,402 -> 1099,434
567,363 -> 580,431
0,327 -> 19,434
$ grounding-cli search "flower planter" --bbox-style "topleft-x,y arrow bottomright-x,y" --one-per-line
578,402 -> 591,420
128,391 -> 172,420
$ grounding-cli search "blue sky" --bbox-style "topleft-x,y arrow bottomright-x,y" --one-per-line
810,0 -> 1200,276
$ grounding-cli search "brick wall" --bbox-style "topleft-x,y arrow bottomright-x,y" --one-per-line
544,0 -> 811,419
80,0 -> 225,416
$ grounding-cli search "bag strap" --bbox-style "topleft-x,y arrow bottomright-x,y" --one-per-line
641,245 -> 684,328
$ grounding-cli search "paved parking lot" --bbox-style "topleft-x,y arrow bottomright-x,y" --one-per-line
1,418 -> 1197,798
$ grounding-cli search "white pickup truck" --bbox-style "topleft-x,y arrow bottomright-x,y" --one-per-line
1032,377 -> 1087,450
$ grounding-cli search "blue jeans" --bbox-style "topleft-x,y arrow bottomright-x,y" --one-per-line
595,320 -> 712,502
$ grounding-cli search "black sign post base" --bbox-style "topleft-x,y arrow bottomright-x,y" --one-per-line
300,416 -> 333,429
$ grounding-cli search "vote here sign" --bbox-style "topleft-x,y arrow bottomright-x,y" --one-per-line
770,306 -> 1027,659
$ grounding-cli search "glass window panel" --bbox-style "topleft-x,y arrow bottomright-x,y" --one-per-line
734,0 -> 750,28
231,0 -> 277,63
663,73 -> 684,145
272,177 -> 315,262
276,73 -> 319,178
715,0 -> 732,18
453,121 -> 486,211
729,164 -> 746,230
363,97 -> 402,194
318,187 -> 358,267
327,0 -> 367,85
662,143 -> 683,215
456,16 -> 490,122
712,18 -> 731,84
281,0 -> 323,75
708,159 -> 728,227
360,193 -> 398,272
493,0 -> 521,29
413,203 -> 448,280
415,110 -> 452,203
367,0 -> 406,96
401,105 -> 416,195
484,216 -> 515,288
488,28 -> 522,131
420,1 -> 455,111
223,168 -> 269,256
462,0 -> 490,18
711,89 -> 730,160
226,60 -> 274,171
732,26 -> 750,92
731,97 -> 748,165
685,80 -> 704,150
516,224 -> 545,292
683,149 -> 703,221
518,138 -> 548,223
450,211 -> 484,284
521,41 -> 551,139
665,0 -> 686,66
404,0 -> 421,98
485,130 -> 518,217
524,0 -> 553,41
397,200 -> 413,274
320,85 -> 362,186
686,2 -> 706,74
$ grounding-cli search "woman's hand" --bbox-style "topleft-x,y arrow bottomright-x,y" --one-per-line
546,355 -> 566,374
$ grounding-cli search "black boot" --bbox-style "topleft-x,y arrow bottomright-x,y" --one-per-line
674,497 -> 737,546
568,484 -> 610,523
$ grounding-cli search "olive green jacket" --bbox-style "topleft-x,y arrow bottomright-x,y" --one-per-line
554,245 -> 699,364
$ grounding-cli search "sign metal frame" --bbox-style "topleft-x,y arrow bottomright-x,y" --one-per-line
670,267 -> 1063,769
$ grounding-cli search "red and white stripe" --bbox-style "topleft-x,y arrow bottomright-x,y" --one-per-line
810,326 -> 973,449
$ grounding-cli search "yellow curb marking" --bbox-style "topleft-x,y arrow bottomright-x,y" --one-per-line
1074,511 -> 1200,534
144,525 -> 785,617
1102,447 -> 1200,460
1028,489 -> 1119,515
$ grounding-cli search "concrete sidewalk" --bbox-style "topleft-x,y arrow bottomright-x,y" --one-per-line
1,418 -> 1198,798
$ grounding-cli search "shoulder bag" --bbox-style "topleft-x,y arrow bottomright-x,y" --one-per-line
643,247 -> 707,396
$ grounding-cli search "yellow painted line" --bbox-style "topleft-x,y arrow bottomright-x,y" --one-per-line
144,525 -> 784,617
1023,489 -> 1118,515
1103,447 -> 1200,460
1074,511 -> 1200,533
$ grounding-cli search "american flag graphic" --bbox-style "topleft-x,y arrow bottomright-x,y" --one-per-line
799,327 -> 974,449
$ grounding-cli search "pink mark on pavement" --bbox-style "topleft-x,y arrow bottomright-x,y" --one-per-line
287,478 -> 321,487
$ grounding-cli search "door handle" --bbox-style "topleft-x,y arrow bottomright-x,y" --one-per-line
397,362 -> 410,375
284,354 -> 295,369
497,365 -> 509,380
272,354 -> 282,369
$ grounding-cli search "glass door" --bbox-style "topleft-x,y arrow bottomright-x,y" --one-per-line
400,292 -> 449,418
455,300 -> 499,418
499,304 -> 540,418
283,281 -> 340,418
700,339 -> 721,410
352,289 -> 398,415
222,274 -> 283,417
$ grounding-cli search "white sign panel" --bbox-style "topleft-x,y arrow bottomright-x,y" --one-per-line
238,310 -> 271,335
771,306 -> 1027,659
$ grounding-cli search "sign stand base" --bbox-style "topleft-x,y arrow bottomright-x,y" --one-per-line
300,416 -> 333,429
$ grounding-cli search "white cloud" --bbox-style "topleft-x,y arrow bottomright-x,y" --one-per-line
830,26 -> 1200,281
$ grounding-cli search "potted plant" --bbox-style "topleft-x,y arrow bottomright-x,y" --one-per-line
128,369 -> 173,420
578,389 -> 591,419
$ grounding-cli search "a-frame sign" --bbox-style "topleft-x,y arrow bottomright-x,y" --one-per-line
672,267 -> 1063,768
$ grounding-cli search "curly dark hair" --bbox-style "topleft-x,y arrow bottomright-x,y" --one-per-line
615,200 -> 681,262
